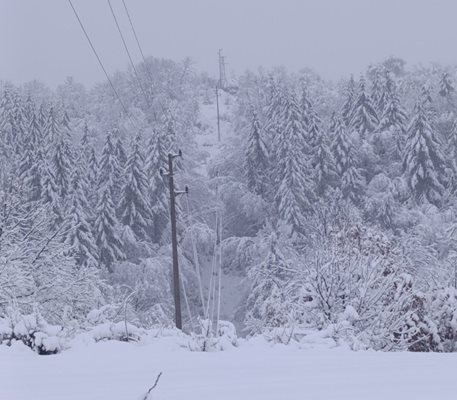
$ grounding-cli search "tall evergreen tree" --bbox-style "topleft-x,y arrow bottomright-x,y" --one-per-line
52,133 -> 73,199
274,91 -> 314,235
95,184 -> 124,272
350,76 -> 378,139
119,133 -> 152,240
64,169 -> 99,268
403,101 -> 446,206
145,129 -> 169,243
331,116 -> 365,204
245,109 -> 269,196
98,131 -> 122,202
371,70 -> 388,116
439,71 -> 455,101
341,75 -> 356,126
313,129 -> 338,197
45,106 -> 60,142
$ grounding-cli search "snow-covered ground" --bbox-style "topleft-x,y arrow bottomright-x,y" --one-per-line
2,337 -> 457,400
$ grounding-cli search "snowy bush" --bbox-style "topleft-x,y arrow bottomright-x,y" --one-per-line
0,307 -> 64,354
188,319 -> 238,351
89,322 -> 145,343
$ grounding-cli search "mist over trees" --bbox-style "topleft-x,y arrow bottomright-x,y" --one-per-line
3,56 -> 457,352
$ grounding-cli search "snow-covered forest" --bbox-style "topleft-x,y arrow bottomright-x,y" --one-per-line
3,55 -> 457,358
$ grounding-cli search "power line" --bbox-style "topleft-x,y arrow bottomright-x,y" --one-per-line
106,0 -> 150,104
121,0 -> 148,65
121,0 -> 157,96
67,0 -> 138,130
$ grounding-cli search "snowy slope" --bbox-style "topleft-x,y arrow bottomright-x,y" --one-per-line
194,88 -> 235,177
192,88 -> 248,325
2,338 -> 457,400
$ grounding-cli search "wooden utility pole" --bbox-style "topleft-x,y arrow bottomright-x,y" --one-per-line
215,86 -> 221,142
167,152 -> 182,330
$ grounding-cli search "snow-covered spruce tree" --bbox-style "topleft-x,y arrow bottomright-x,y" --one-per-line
403,101 -> 446,206
300,86 -> 322,151
313,128 -> 338,197
341,75 -> 357,127
18,111 -> 42,202
350,76 -> 378,139
44,106 -> 60,142
299,82 -> 312,126
378,88 -> 407,133
244,108 -> 269,196
274,91 -> 314,236
377,83 -> 408,160
86,145 -> 99,209
245,233 -> 296,335
95,183 -> 125,273
98,131 -> 122,202
52,129 -> 73,200
331,116 -> 365,204
40,153 -> 63,227
439,71 -> 455,102
145,128 -> 169,243
10,93 -> 27,154
371,70 -> 388,116
119,133 -> 153,241
264,75 -> 284,148
64,168 -> 99,269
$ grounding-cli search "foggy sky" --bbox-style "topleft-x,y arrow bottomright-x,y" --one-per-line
1,0 -> 457,87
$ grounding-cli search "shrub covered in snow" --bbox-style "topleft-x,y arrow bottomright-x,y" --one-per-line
188,319 -> 238,351
0,308 -> 64,354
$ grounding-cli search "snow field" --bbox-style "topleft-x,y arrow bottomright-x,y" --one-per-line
1,336 -> 457,400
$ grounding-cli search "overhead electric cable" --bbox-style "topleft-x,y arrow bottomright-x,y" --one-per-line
106,0 -> 150,104
121,0 -> 148,66
67,0 -> 138,130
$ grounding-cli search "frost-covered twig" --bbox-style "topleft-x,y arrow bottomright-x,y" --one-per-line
142,372 -> 162,400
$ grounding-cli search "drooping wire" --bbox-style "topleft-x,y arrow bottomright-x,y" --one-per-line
67,0 -> 138,130
121,0 -> 170,115
106,0 -> 150,105
121,0 -> 148,64
67,0 -> 137,128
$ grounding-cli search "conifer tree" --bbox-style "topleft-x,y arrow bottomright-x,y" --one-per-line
439,71 -> 455,101
313,130 -> 338,197
371,70 -> 388,116
95,184 -> 124,272
350,76 -> 378,139
403,101 -> 446,206
299,82 -> 312,126
145,129 -> 169,243
98,131 -> 122,201
378,90 -> 407,132
378,88 -> 408,156
41,156 -> 62,226
52,134 -> 73,199
114,135 -> 127,205
264,76 -> 284,147
18,113 -> 42,202
64,169 -> 99,268
341,75 -> 356,126
45,106 -> 60,142
331,116 -> 364,204
274,91 -> 314,235
119,133 -> 152,240
245,109 -> 269,196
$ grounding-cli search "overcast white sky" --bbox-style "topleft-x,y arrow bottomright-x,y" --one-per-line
1,0 -> 457,87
